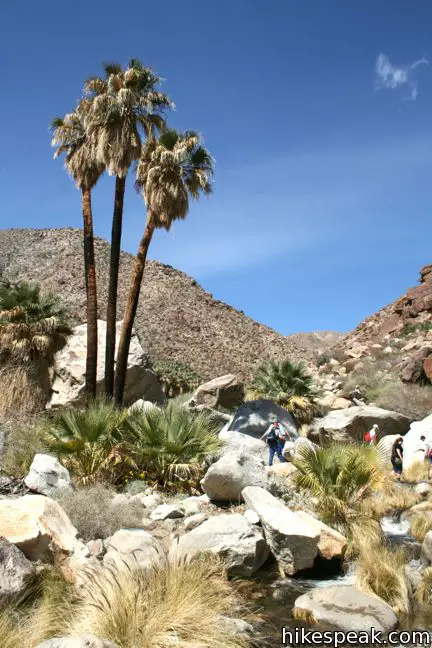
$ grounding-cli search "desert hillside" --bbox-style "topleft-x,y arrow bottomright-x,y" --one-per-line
0,228 -> 335,380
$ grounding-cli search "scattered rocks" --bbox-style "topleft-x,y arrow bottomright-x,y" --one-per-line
24,454 -> 72,497
217,615 -> 254,637
0,537 -> 36,597
0,495 -> 80,561
150,504 -> 184,521
104,529 -> 163,570
201,451 -> 268,502
177,513 -> 269,577
49,320 -> 165,407
293,585 -> 398,632
309,406 -> 411,443
242,486 -> 319,575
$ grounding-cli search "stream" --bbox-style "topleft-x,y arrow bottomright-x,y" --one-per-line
249,516 -> 431,647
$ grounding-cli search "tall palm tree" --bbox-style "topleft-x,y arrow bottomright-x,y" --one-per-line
84,60 -> 172,399
51,104 -> 104,398
114,130 -> 214,405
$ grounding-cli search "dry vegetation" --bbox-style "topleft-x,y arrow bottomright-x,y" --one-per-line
54,486 -> 144,541
409,514 -> 432,541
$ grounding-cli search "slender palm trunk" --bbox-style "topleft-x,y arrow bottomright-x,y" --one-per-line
105,175 -> 126,399
82,188 -> 98,399
114,215 -> 155,406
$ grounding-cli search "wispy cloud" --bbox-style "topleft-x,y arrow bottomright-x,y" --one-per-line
375,53 -> 428,101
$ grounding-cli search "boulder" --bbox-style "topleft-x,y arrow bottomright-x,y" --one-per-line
0,538 -> 36,597
293,585 -> 397,632
309,406 -> 411,443
184,513 -> 207,531
244,509 -> 260,525
399,414 -> 432,469
24,454 -> 72,496
201,451 -> 269,502
0,495 -> 80,561
36,638 -> 120,648
294,511 -> 347,560
134,493 -> 163,509
150,504 -> 184,521
192,374 -> 245,410
49,320 -> 165,407
227,400 -> 297,439
400,347 -> 432,383
242,486 -> 319,574
104,529 -> 163,570
180,495 -> 210,516
177,513 -> 269,577
219,427 -> 268,462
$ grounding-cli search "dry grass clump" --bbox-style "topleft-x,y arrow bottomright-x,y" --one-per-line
54,485 -> 144,541
356,542 -> 413,615
360,480 -> 420,519
1,418 -> 50,477
345,516 -> 384,559
410,514 -> 432,541
416,567 -> 432,605
0,365 -> 51,418
68,554 -> 249,648
403,462 -> 429,483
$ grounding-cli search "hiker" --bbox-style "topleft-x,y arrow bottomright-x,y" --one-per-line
421,435 -> 432,480
390,437 -> 404,480
260,420 -> 286,466
364,424 -> 379,446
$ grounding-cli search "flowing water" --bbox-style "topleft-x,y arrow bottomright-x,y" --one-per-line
250,515 -> 431,646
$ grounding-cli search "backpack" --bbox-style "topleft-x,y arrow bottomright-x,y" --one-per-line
364,432 -> 371,443
267,426 -> 278,444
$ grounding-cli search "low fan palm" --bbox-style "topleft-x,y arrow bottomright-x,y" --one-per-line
47,399 -> 128,485
0,281 -> 72,413
152,360 -> 201,398
122,403 -> 222,488
114,130 -> 213,405
292,442 -> 382,530
249,360 -> 317,422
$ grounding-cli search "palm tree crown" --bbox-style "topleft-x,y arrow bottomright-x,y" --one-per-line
135,129 -> 214,228
84,59 -> 173,176
0,281 -> 72,364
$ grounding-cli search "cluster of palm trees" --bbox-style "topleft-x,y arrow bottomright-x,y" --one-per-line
51,59 -> 214,406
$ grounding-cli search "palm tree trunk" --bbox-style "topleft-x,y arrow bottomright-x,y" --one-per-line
82,188 -> 98,399
105,175 -> 126,399
114,215 -> 156,406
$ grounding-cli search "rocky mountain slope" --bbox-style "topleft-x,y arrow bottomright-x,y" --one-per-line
0,228 -> 334,380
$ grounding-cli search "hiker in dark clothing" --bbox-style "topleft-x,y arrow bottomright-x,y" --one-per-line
260,420 -> 286,466
391,437 -> 404,480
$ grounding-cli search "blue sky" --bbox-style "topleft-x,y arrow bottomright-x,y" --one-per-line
1,1 -> 432,335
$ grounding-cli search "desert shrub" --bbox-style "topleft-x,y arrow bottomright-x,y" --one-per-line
124,479 -> 149,496
47,399 -> 129,485
316,354 -> 330,368
360,480 -> 420,519
68,554 -> 248,648
1,418 -> 50,477
409,514 -> 432,541
376,382 -> 432,420
343,359 -> 392,403
291,442 -> 381,531
403,461 -> 429,483
248,360 -> 319,423
356,542 -> 413,614
401,322 -> 432,337
416,567 -> 432,605
54,485 -> 144,541
122,403 -> 222,489
152,359 -> 202,398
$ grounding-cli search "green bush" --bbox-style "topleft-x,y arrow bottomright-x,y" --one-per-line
2,419 -> 50,477
122,403 -> 222,489
54,485 -> 144,541
316,354 -> 330,368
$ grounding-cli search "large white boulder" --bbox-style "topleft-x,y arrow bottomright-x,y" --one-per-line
0,495 -> 81,561
201,451 -> 269,502
242,486 -> 319,574
293,585 -> 397,632
0,537 -> 36,597
25,454 -> 72,496
36,638 -> 120,648
309,406 -> 411,443
103,529 -> 163,570
399,414 -> 432,469
49,320 -> 165,407
177,513 -> 269,576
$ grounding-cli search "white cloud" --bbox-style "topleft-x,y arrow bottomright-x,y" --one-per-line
375,53 -> 428,101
